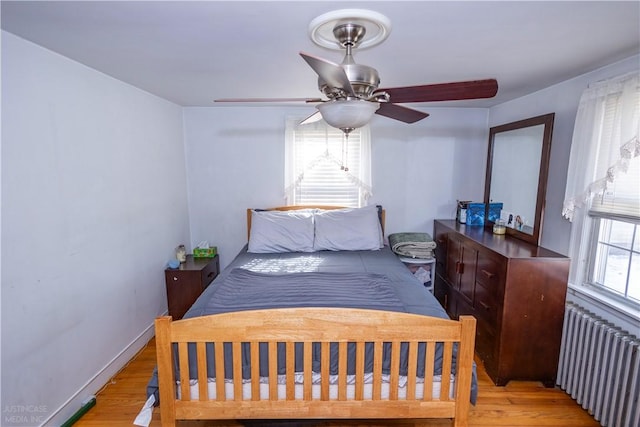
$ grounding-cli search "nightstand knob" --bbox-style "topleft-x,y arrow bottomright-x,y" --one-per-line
173,276 -> 178,281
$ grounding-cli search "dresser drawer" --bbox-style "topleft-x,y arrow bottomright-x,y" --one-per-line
474,281 -> 500,325
475,317 -> 497,367
475,253 -> 505,296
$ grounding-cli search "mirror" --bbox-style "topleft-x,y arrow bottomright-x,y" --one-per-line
484,113 -> 555,246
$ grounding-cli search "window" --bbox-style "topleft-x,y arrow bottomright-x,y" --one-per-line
563,72 -> 639,308
588,215 -> 639,303
284,118 -> 372,207
587,151 -> 639,303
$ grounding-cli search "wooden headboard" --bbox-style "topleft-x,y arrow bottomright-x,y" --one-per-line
246,205 -> 386,241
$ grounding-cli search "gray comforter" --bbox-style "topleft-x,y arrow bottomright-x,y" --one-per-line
147,246 -> 478,403
202,268 -> 407,312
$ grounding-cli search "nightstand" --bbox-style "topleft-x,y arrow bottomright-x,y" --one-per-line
165,254 -> 219,320
398,256 -> 436,293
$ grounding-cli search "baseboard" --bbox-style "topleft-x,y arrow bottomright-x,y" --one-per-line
42,319 -> 159,426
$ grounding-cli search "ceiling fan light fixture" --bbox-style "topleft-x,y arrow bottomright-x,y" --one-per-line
317,100 -> 379,131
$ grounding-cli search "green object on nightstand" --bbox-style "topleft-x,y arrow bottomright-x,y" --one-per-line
193,246 -> 217,258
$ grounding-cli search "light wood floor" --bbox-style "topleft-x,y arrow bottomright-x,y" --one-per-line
74,338 -> 599,427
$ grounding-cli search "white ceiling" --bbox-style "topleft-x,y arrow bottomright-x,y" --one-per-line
2,1 -> 639,108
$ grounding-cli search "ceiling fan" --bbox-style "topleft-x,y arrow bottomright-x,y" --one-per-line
215,9 -> 498,134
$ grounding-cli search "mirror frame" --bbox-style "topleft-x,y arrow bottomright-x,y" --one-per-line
483,113 -> 555,246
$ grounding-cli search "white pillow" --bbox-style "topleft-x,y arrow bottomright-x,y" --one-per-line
313,205 -> 384,251
248,210 -> 315,253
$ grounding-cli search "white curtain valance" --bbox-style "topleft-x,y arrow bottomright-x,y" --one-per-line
562,72 -> 640,221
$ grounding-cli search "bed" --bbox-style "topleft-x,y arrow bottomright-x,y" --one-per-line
151,205 -> 476,426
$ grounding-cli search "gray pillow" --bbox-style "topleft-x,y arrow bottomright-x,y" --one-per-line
248,209 -> 315,253
313,206 -> 383,251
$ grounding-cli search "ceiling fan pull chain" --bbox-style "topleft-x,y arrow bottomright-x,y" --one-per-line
345,133 -> 349,172
342,133 -> 349,172
340,135 -> 345,170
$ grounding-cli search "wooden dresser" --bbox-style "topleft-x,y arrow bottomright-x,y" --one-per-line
433,219 -> 569,386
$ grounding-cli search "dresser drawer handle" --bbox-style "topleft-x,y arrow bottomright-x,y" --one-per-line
479,301 -> 491,311
207,271 -> 215,278
480,269 -> 495,279
172,276 -> 178,281
456,261 -> 464,274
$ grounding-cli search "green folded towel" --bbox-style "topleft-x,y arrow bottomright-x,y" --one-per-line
388,232 -> 436,259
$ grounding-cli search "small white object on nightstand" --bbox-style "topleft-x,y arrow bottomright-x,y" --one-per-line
398,256 -> 436,293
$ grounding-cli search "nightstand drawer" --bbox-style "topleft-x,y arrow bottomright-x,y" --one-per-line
166,270 -> 195,285
200,256 -> 219,288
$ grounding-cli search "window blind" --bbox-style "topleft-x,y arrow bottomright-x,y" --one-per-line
286,119 -> 370,208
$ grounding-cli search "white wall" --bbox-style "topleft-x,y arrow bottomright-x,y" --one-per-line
369,108 -> 489,235
184,106 -> 489,269
1,32 -> 190,426
488,55 -> 640,255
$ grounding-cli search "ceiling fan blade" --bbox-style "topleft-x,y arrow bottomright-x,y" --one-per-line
380,79 -> 498,103
299,111 -> 323,125
299,52 -> 356,97
376,103 -> 429,123
214,97 -> 323,103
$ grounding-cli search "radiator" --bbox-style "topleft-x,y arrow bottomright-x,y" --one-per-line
557,303 -> 640,427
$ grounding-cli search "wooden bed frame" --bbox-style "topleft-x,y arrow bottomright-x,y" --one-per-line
154,206 -> 477,426
155,309 -> 476,427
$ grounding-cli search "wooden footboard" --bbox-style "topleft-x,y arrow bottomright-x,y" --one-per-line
155,308 -> 476,427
